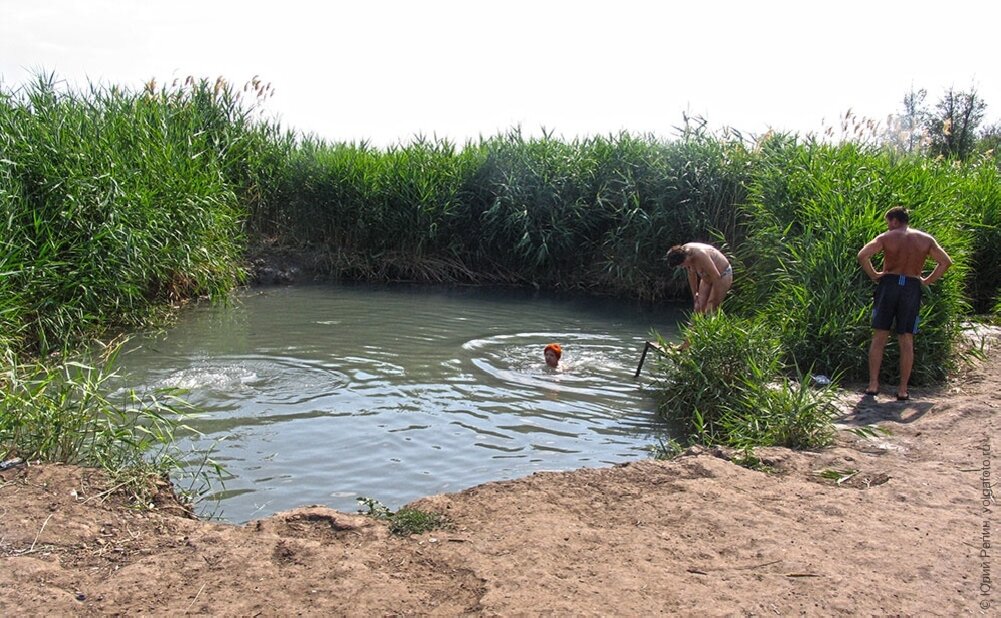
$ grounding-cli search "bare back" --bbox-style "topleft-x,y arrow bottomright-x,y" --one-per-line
879,228 -> 936,278
858,220 -> 952,287
684,242 -> 730,277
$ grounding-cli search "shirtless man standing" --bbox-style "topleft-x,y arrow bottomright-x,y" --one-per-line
857,206 -> 952,400
666,242 -> 733,314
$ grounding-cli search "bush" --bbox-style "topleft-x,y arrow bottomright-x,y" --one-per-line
654,312 -> 838,450
654,312 -> 782,441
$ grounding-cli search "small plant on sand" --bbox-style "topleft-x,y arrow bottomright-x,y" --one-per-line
731,447 -> 774,473
357,497 -> 452,536
356,496 -> 393,520
389,508 -> 452,537
817,468 -> 860,485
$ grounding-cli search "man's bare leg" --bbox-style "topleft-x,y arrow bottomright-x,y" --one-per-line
897,333 -> 914,399
867,329 -> 890,393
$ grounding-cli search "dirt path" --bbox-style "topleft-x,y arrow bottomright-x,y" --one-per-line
2,342 -> 997,615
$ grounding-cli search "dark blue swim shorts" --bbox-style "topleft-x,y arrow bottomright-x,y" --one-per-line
871,274 -> 922,334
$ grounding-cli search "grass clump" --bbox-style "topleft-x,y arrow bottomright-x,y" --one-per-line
389,508 -> 453,537
356,497 -> 452,537
654,312 -> 782,442
0,341 -> 209,508
730,447 -> 775,473
719,369 -> 840,450
654,312 -> 838,451
648,437 -> 685,460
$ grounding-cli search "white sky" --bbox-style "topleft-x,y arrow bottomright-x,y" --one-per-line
2,0 -> 999,147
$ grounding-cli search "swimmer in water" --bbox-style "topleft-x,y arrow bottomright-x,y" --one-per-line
544,343 -> 562,368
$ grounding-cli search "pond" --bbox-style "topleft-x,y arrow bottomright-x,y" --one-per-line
116,283 -> 686,522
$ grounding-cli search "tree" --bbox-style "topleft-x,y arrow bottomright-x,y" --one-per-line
977,122 -> 1001,158
882,88 -> 930,154
926,87 -> 987,161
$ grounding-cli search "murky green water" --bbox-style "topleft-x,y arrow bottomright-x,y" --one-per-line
116,284 -> 685,522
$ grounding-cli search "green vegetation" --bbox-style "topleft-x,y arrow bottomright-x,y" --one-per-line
733,137 -> 973,383
720,370 -> 839,450
816,468 -> 859,485
653,134 -> 997,452
653,313 -> 840,450
0,75 -> 251,505
654,313 -> 782,441
961,163 -> 1001,314
0,75 -> 249,359
648,437 -> 685,460
730,448 -> 775,473
356,497 -> 452,536
388,508 -> 453,537
2,72 -> 1000,492
243,125 -> 751,297
0,341 -> 212,506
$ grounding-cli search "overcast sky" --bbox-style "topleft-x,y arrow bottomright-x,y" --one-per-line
2,0 -> 998,147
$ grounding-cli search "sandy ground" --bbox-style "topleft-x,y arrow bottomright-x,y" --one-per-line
2,341 -> 998,615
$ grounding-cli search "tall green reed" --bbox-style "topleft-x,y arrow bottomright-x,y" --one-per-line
0,74 -> 252,495
732,137 -> 970,384
243,126 -> 751,296
959,158 -> 1001,314
653,312 -> 783,441
1,74 -> 249,357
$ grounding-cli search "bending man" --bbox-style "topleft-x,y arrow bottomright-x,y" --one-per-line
856,206 -> 952,401
666,242 -> 733,314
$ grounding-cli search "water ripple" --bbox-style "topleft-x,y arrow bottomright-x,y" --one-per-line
151,354 -> 350,407
116,284 -> 685,523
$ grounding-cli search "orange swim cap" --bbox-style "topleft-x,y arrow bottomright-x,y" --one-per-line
544,343 -> 562,359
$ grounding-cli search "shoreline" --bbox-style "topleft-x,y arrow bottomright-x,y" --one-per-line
2,335 -> 998,614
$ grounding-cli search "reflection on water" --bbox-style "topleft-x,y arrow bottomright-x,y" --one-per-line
116,283 -> 685,522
